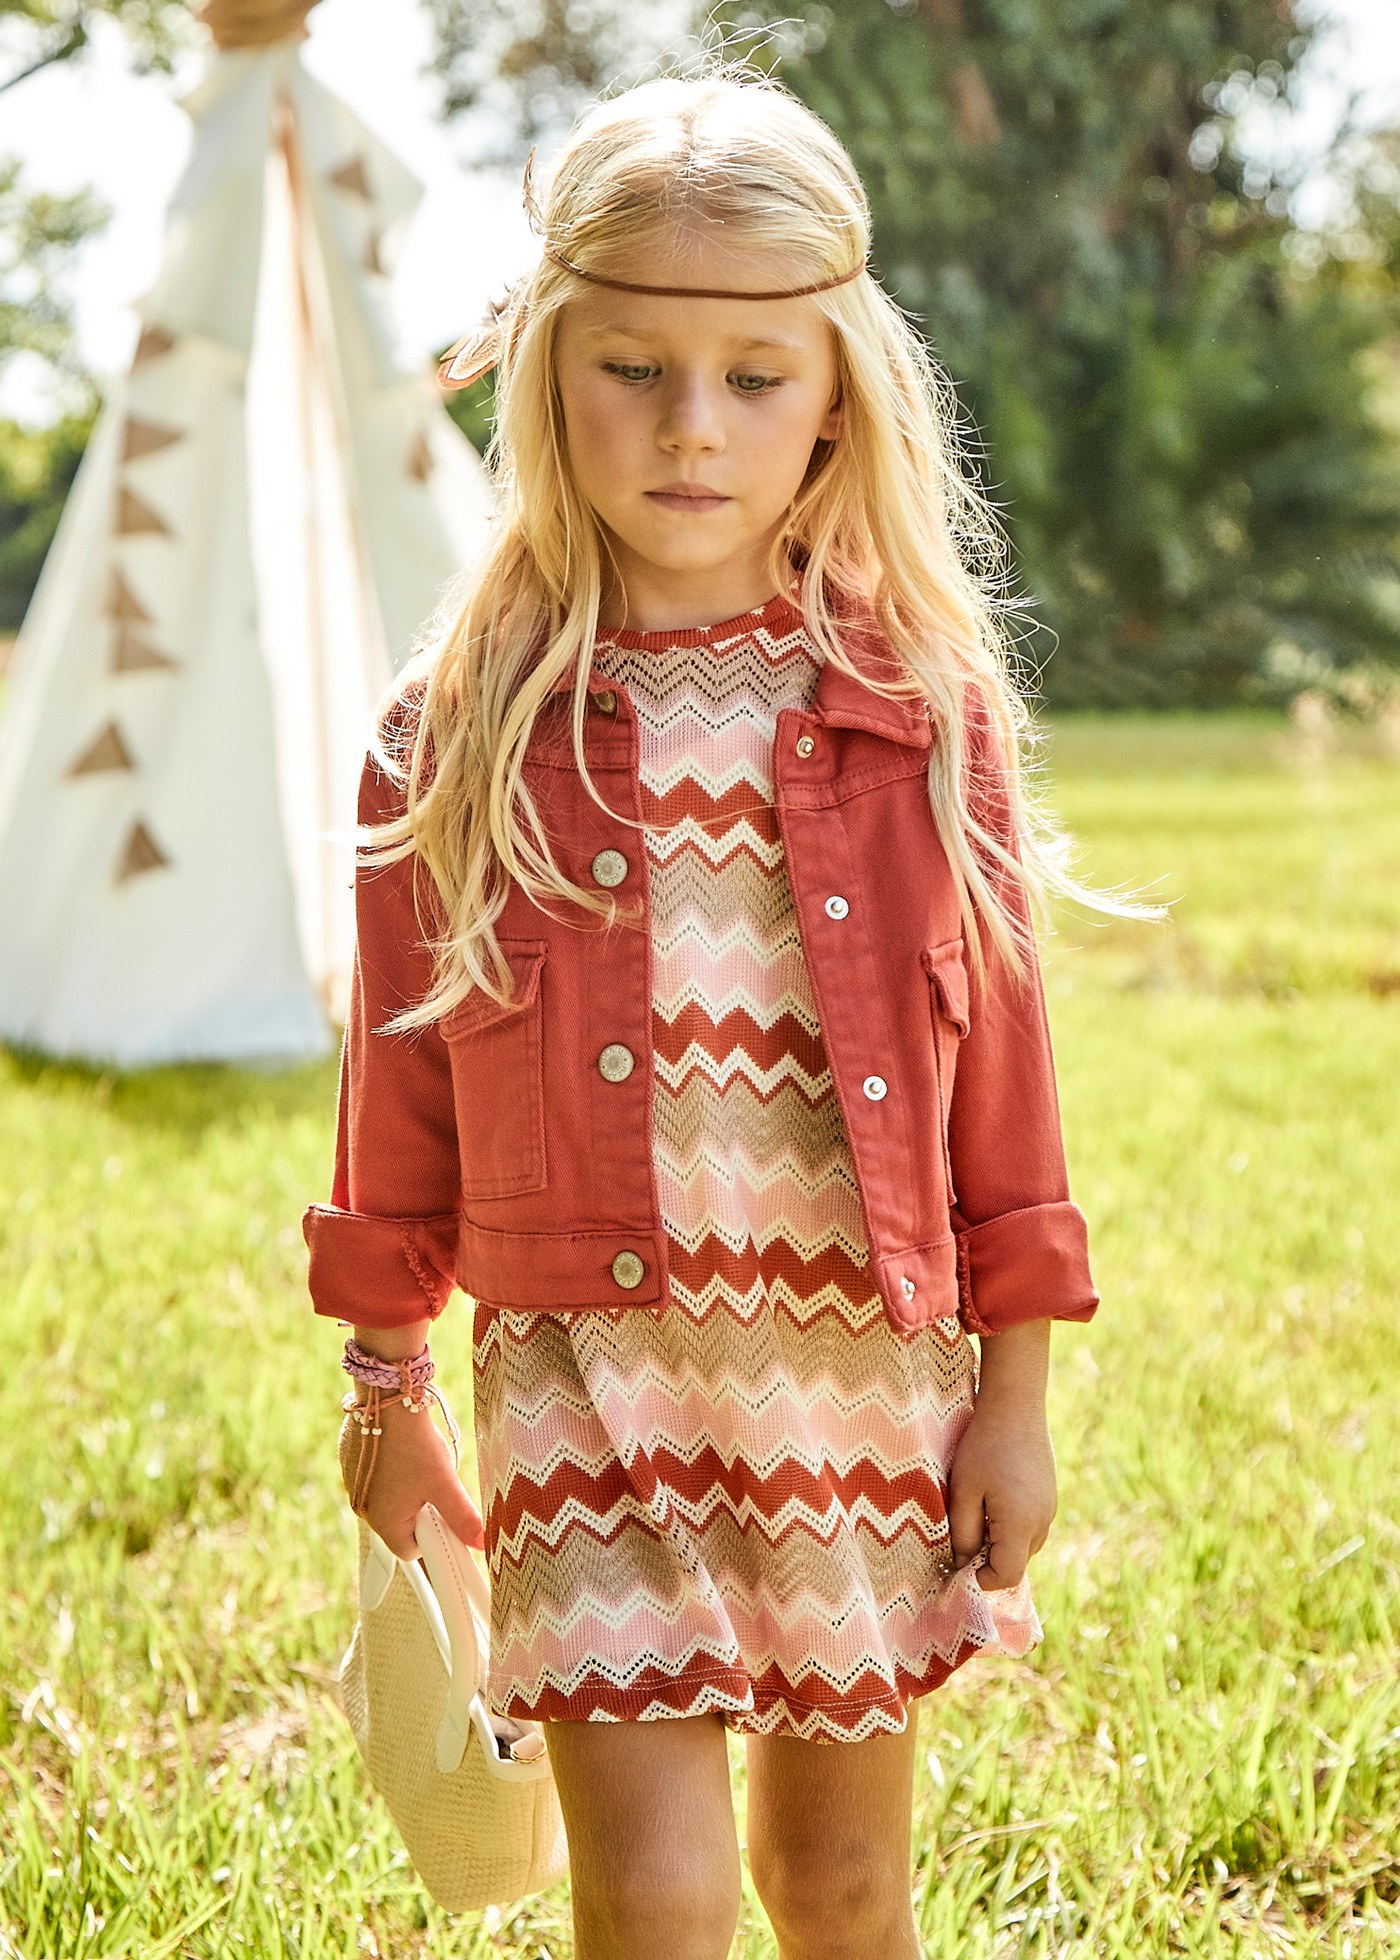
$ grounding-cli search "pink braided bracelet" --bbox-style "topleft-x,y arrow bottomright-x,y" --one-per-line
341,1335 -> 436,1402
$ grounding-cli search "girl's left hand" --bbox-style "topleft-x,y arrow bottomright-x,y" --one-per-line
946,1389 -> 1058,1591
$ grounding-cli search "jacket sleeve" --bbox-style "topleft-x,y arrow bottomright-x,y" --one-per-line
301,717 -> 462,1329
946,689 -> 1099,1336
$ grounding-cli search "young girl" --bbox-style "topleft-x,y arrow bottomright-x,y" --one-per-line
304,63 -> 1100,1960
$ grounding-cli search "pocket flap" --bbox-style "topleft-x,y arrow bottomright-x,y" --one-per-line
440,942 -> 546,1039
920,938 -> 970,1037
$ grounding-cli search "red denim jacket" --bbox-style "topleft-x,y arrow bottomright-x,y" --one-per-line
302,599 -> 1098,1340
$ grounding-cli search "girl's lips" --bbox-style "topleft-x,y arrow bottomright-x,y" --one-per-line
646,490 -> 730,512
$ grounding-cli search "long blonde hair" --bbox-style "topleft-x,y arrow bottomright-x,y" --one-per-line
370,61 -> 1144,1027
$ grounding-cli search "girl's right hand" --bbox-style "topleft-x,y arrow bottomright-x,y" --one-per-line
339,1395 -> 487,1562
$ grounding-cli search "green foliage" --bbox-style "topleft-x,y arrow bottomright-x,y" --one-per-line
442,366 -> 498,458
1,720 -> 1399,1953
0,0 -> 196,91
424,0 -> 672,165
0,410 -> 93,629
0,146 -> 107,626
0,156 -> 108,380
712,0 -> 1400,705
428,0 -> 1400,708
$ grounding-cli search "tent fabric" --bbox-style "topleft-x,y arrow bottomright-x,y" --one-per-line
0,42 -> 495,1067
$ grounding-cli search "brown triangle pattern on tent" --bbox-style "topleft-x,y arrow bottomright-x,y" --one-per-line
122,417 -> 184,463
115,486 -> 172,538
132,325 -> 177,368
112,626 -> 179,674
405,430 -> 434,483
116,820 -> 170,883
330,154 -> 372,200
67,721 -> 136,778
362,230 -> 384,276
105,567 -> 154,625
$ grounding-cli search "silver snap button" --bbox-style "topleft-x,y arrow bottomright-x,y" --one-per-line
591,849 -> 628,888
611,1249 -> 645,1289
862,1074 -> 888,1100
823,895 -> 849,919
598,1042 -> 635,1082
795,734 -> 815,758
593,689 -> 618,715
900,1275 -> 916,1301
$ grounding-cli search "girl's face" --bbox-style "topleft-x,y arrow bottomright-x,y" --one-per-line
552,227 -> 844,629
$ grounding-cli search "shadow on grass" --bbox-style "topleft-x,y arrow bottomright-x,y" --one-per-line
0,1039 -> 341,1139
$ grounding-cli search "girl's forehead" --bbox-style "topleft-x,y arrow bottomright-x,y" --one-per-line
564,293 -> 822,350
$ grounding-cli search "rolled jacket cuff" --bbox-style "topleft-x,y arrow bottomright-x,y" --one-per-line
954,1200 -> 1098,1336
302,1203 -> 460,1326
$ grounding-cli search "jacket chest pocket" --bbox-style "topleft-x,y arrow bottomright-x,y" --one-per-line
919,937 -> 971,1207
440,940 -> 548,1201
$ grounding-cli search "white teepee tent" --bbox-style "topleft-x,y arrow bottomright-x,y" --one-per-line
0,1 -> 496,1066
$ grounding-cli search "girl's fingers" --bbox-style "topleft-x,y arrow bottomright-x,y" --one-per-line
433,1479 -> 488,1552
379,1518 -> 422,1561
975,1531 -> 1028,1590
946,1473 -> 987,1571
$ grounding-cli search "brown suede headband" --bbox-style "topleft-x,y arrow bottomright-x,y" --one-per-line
437,246 -> 869,391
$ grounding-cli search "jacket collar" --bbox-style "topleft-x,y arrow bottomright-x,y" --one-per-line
809,639 -> 932,749
541,585 -> 932,751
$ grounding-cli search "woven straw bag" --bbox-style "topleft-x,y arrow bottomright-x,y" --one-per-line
338,1498 -> 570,1913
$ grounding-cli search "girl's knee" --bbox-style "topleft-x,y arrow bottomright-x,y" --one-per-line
749,1837 -> 911,1952
573,1848 -> 741,1958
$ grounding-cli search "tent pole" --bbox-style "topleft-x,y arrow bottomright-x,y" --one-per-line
277,77 -> 396,1020
276,86 -> 340,1012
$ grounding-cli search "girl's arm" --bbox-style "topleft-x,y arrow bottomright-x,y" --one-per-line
303,715 -> 463,1334
303,710 -> 484,1558
948,1316 -> 1056,1591
941,693 -> 1093,1588
945,690 -> 1098,1339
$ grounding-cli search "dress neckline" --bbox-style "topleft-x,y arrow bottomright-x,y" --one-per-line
595,581 -> 805,651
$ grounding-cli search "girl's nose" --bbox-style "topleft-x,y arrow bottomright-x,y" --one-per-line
656,372 -> 726,451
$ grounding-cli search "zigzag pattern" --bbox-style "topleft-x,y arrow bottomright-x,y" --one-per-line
474,599 -> 1042,1741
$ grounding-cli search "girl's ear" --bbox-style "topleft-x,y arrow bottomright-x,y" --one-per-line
819,392 -> 844,442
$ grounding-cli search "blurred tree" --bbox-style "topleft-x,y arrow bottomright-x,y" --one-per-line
425,0 -> 691,166
428,0 -> 1400,706
0,411 -> 88,630
0,1 -> 194,94
0,3 -> 197,629
0,156 -> 107,628
441,370 -> 498,458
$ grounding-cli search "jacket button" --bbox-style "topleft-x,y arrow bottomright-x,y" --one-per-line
594,689 -> 618,715
598,1042 -> 635,1082
795,734 -> 815,758
862,1074 -> 888,1100
591,848 -> 629,888
611,1249 -> 645,1288
823,894 -> 849,919
900,1275 -> 916,1301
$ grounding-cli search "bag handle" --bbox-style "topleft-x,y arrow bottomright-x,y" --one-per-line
413,1500 -> 492,1772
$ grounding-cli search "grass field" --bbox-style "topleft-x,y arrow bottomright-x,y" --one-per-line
1,712 -> 1397,1958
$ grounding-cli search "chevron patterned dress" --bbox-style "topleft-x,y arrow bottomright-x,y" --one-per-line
470,589 -> 1042,1742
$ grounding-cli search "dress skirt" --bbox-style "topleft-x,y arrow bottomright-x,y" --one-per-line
470,590 -> 1042,1744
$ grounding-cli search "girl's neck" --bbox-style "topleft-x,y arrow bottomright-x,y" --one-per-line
597,558 -> 802,637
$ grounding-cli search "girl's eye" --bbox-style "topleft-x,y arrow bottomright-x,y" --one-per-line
600,362 -> 782,396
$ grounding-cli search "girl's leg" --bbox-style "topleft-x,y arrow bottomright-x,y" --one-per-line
542,1712 -> 743,1960
744,1707 -> 924,1960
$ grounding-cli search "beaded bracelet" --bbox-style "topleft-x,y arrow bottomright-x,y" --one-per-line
339,1336 -> 462,1516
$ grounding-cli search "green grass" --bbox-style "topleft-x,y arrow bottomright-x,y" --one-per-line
2,712 -> 1398,1957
